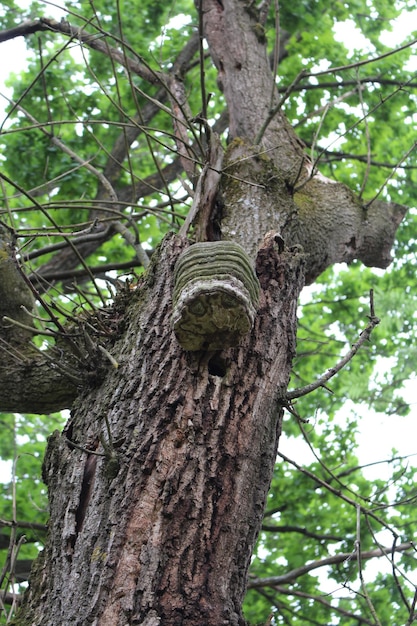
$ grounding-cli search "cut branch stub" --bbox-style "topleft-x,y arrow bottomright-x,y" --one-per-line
172,241 -> 260,351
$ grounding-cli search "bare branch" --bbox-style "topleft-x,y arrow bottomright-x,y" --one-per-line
277,76 -> 417,94
248,542 -> 414,588
0,19 -> 46,43
0,518 -> 47,532
167,75 -> 199,183
179,132 -> 223,241
276,450 -> 399,535
254,585 -> 382,626
308,146 -> 417,170
261,524 -> 341,542
0,17 -> 162,85
0,590 -> 22,608
112,220 -> 149,268
366,141 -> 417,208
306,36 -> 417,78
255,69 -> 308,144
287,292 -> 379,400
356,505 -> 383,626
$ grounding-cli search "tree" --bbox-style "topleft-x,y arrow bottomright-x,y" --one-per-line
1,0 -> 417,624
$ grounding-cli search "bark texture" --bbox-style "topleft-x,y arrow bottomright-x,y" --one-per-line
202,0 -> 305,175
0,354 -> 78,414
18,234 -> 304,625
0,0 -> 407,409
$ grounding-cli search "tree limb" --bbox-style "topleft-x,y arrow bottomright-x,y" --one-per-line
0,18 -> 161,85
0,20 -> 46,43
261,524 -> 341,542
248,542 -> 414,588
254,585 -> 381,626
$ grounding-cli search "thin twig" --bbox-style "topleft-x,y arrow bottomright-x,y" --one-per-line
277,450 -> 404,537
112,221 -> 150,268
390,535 -> 411,612
356,69 -> 372,200
269,0 -> 280,110
167,75 -> 198,182
365,141 -> 417,209
248,539 -> 414,588
356,505 -> 383,626
1,317 -> 54,336
312,77 -> 416,174
254,585 -> 377,625
305,36 -> 417,79
0,518 -> 46,532
405,588 -> 417,626
287,291 -> 379,400
255,69 -> 308,144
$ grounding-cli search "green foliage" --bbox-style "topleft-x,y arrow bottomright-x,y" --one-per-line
0,413 -> 64,622
1,0 -> 417,623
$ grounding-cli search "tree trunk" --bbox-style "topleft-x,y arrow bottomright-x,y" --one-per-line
17,234 -> 304,625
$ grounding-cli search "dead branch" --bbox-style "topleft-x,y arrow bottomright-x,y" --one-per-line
287,291 -> 379,400
248,542 -> 414,588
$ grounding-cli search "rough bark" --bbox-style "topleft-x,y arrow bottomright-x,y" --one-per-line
0,225 -> 35,345
0,0 -> 407,404
17,234 -> 304,625
0,354 -> 78,413
202,0 -> 305,176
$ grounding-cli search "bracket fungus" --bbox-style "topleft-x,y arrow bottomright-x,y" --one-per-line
172,241 -> 260,351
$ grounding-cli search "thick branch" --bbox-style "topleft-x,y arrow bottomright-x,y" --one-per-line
0,228 -> 35,344
0,18 -> 160,84
202,0 -> 306,179
0,352 -> 79,413
290,179 -> 407,283
0,20 -> 45,42
220,140 -> 407,283
201,1 -> 407,280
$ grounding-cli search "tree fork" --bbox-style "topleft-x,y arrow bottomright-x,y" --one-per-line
17,234 -> 304,625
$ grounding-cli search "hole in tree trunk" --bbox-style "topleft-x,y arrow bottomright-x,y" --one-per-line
208,353 -> 227,378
